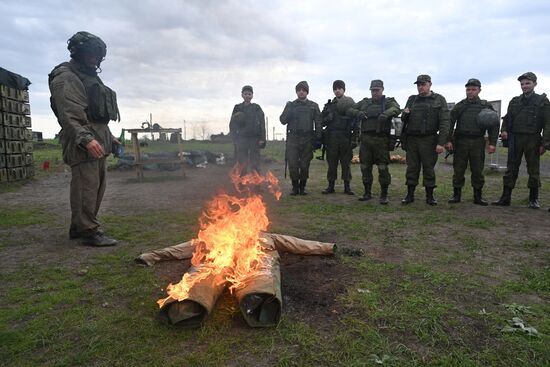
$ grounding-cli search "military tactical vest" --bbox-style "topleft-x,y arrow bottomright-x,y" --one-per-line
287,101 -> 314,134
454,99 -> 490,136
233,103 -> 263,137
49,62 -> 119,124
508,93 -> 547,134
360,97 -> 391,134
406,94 -> 443,135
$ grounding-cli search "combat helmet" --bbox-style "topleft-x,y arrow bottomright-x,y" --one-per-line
477,108 -> 500,130
67,31 -> 107,68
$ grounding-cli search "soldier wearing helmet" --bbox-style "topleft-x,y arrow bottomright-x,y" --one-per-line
445,78 -> 499,205
493,72 -> 550,209
48,31 -> 120,247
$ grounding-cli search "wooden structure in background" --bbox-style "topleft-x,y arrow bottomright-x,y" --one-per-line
126,128 -> 184,181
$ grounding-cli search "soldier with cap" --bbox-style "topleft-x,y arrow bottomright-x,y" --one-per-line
348,80 -> 401,204
229,85 -> 266,175
280,81 -> 322,195
48,31 -> 120,247
321,80 -> 357,194
493,72 -> 550,208
446,78 -> 499,205
400,75 -> 450,205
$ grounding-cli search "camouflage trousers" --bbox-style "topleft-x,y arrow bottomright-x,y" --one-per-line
405,134 -> 438,187
70,157 -> 107,236
359,134 -> 391,186
234,137 -> 261,174
286,134 -> 314,181
452,136 -> 486,189
503,133 -> 541,189
325,131 -> 353,181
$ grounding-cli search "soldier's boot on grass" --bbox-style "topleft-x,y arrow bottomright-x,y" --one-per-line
299,179 -> 308,196
82,232 -> 118,247
322,180 -> 335,194
425,186 -> 437,206
528,187 -> 540,209
379,185 -> 389,205
290,180 -> 299,196
448,187 -> 461,203
70,227 -> 103,239
473,188 -> 488,206
344,180 -> 355,195
358,182 -> 372,201
401,185 -> 415,204
492,186 -> 512,206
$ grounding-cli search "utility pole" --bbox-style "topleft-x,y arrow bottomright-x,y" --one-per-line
273,127 -> 276,141
266,116 -> 269,141
183,120 -> 186,140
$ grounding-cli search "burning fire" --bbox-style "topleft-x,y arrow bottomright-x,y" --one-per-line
157,166 -> 282,308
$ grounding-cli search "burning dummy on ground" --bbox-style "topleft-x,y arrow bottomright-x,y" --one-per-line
138,166 -> 335,328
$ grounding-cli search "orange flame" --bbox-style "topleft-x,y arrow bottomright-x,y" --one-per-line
157,166 -> 281,308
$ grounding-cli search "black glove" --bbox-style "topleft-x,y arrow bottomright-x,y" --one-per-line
258,140 -> 266,149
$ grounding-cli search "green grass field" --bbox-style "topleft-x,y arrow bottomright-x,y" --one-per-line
0,140 -> 548,366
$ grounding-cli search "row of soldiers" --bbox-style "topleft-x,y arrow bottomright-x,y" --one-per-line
229,72 -> 550,210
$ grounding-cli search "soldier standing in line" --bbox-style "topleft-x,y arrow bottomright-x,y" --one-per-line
321,80 -> 357,195
400,75 -> 450,205
348,80 -> 401,204
493,72 -> 550,209
445,78 -> 499,205
49,31 -> 120,247
280,81 -> 322,195
229,85 -> 266,175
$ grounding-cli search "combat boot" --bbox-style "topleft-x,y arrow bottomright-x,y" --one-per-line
448,187 -> 461,203
344,181 -> 355,195
299,179 -> 308,196
425,186 -> 437,206
358,182 -> 372,201
473,188 -> 488,206
322,180 -> 335,194
401,185 -> 415,204
290,180 -> 299,196
528,187 -> 540,209
379,185 -> 389,205
492,186 -> 512,206
81,232 -> 118,247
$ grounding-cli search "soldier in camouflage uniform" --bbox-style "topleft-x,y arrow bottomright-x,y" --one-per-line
400,75 -> 450,205
49,31 -> 120,247
229,85 -> 266,175
321,80 -> 357,195
348,80 -> 401,204
446,78 -> 499,205
280,81 -> 322,195
493,72 -> 550,209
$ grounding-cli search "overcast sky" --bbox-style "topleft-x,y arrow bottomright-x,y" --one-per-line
2,0 -> 550,139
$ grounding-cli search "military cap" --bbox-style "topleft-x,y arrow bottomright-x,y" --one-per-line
369,79 -> 384,90
517,72 -> 537,82
414,74 -> 431,84
465,78 -> 481,87
333,80 -> 346,90
241,85 -> 253,93
296,81 -> 309,93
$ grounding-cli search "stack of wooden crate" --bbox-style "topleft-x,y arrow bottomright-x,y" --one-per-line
0,67 -> 32,182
